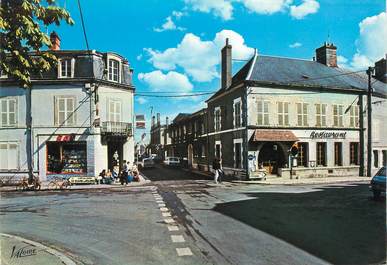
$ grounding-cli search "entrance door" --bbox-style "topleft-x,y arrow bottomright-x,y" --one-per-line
187,144 -> 193,166
258,142 -> 286,174
108,141 -> 123,171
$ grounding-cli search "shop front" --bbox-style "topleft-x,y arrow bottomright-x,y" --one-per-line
46,135 -> 87,176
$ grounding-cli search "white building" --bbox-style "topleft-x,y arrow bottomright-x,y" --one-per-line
0,32 -> 135,181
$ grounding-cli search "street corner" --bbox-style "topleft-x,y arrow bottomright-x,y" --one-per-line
0,233 -> 77,265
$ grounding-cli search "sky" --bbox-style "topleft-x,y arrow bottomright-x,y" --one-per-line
50,0 -> 387,143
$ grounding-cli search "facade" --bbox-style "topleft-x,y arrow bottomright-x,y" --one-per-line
170,41 -> 386,180
0,33 -> 135,181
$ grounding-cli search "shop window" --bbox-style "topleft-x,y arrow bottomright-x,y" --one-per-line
55,96 -> 76,126
108,59 -> 120,82
333,105 -> 344,127
373,150 -> 379,168
234,141 -> 242,168
297,142 -> 308,167
47,141 -> 87,174
214,107 -> 221,131
349,105 -> 359,128
257,100 -> 269,126
296,103 -> 308,126
350,142 -> 359,165
315,104 -> 327,127
277,102 -> 289,126
0,97 -> 17,127
0,142 -> 18,170
334,142 -> 343,166
316,142 -> 326,166
215,141 -> 221,160
234,98 -> 242,128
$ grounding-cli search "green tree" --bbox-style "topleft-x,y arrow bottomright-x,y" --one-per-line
0,0 -> 74,88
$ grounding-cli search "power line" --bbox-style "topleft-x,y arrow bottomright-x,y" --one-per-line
77,0 -> 90,52
135,92 -> 215,98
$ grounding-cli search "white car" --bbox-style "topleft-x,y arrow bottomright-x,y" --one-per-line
163,157 -> 180,167
137,157 -> 155,169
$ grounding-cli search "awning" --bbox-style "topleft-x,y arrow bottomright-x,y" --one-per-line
251,130 -> 299,142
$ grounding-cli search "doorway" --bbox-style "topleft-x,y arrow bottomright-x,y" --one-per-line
187,144 -> 193,166
258,142 -> 286,174
108,141 -> 123,171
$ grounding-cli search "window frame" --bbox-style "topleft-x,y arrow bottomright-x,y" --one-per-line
296,102 -> 308,126
233,138 -> 243,169
0,97 -> 18,127
333,104 -> 344,127
349,142 -> 359,165
0,142 -> 19,170
108,99 -> 122,122
214,107 -> 221,132
55,96 -> 76,126
316,142 -> 327,166
233,98 -> 242,128
349,105 -> 359,128
107,55 -> 121,83
58,58 -> 75,78
315,103 -> 327,127
277,101 -> 289,126
257,99 -> 269,126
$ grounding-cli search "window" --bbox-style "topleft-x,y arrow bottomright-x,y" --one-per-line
0,143 -> 18,170
55,96 -> 75,126
233,98 -> 242,128
297,142 -> 308,167
257,100 -> 269,125
315,104 -> 327,127
277,102 -> 289,126
0,98 -> 17,127
334,142 -> 343,166
59,58 -> 73,78
234,140 -> 243,168
316,142 -> 326,166
350,142 -> 359,165
349,105 -> 359,128
382,150 -> 386,167
108,99 -> 121,122
214,107 -> 221,131
296,103 -> 308,126
108,59 -> 119,82
201,144 -> 206,158
373,150 -> 379,168
333,105 -> 344,127
215,141 -> 221,160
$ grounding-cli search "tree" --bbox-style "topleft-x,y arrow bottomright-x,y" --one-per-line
0,0 -> 74,182
0,0 -> 74,88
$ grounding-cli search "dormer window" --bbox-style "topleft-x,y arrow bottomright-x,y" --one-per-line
108,59 -> 119,82
58,58 -> 74,78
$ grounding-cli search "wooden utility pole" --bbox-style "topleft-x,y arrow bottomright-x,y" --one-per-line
366,67 -> 374,177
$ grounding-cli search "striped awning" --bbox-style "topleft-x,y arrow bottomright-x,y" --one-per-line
251,130 -> 299,142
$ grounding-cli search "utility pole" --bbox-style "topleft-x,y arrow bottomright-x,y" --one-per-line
366,67 -> 374,177
358,95 -> 364,176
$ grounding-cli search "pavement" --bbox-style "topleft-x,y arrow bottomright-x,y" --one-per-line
0,233 -> 76,265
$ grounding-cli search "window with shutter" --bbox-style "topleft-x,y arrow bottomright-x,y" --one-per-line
0,142 -> 18,170
0,98 -> 18,127
56,96 -> 76,126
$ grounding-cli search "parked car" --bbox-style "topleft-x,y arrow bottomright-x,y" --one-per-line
163,157 -> 180,167
370,166 -> 386,199
137,157 -> 155,169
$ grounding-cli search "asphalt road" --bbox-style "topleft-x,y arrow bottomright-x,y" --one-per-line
0,165 -> 385,265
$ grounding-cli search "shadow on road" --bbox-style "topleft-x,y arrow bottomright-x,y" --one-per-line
213,184 -> 386,265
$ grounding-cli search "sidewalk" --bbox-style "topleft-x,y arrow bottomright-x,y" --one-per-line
0,233 -> 76,265
182,167 -> 371,185
0,173 -> 151,192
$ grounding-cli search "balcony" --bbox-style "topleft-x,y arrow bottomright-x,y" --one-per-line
101,121 -> 132,137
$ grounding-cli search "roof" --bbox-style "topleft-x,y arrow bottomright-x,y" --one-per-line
251,130 -> 299,142
207,54 -> 387,101
172,113 -> 191,123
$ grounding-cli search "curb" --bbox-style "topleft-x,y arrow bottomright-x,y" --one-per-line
1,233 -> 76,265
231,178 -> 371,186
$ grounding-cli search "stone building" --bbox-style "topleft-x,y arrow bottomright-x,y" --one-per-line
0,32 -> 135,181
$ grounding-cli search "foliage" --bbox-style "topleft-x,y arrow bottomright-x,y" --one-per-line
0,0 -> 74,87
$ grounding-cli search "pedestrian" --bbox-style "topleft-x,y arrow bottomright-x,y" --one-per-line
212,158 -> 222,184
120,160 -> 128,185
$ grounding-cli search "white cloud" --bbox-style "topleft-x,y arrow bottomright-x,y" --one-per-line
290,0 -> 320,19
136,97 -> 148,104
348,12 -> 387,69
154,17 -> 186,32
138,70 -> 193,92
144,29 -> 254,82
289,42 -> 302,48
184,0 -> 234,20
240,0 -> 292,15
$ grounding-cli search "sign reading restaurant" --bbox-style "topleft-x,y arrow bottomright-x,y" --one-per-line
310,131 -> 347,139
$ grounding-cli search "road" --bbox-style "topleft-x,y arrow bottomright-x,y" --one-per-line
0,165 -> 385,265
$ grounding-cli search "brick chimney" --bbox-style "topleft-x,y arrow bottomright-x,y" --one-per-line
374,55 -> 386,83
157,113 -> 160,126
151,116 -> 155,128
315,42 -> 337,67
50,31 -> 61,51
221,38 -> 232,89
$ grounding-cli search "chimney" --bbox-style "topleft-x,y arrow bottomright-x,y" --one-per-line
374,55 -> 387,83
166,117 -> 169,126
157,113 -> 160,126
221,38 -> 232,89
151,116 -> 155,127
315,42 -> 337,67
50,31 -> 61,51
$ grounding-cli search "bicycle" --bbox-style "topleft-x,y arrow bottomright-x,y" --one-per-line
48,177 -> 72,190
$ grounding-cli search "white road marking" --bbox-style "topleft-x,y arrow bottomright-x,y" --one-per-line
171,235 -> 185,243
160,207 -> 169,212
176,247 -> 193,256
162,212 -> 171,217
164,218 -> 175,224
168,225 -> 179,231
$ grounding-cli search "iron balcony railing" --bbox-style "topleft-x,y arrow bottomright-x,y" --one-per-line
101,121 -> 133,136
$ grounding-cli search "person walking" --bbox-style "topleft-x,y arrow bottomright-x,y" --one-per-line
212,158 -> 222,184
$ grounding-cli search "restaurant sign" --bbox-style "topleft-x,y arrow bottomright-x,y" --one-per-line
310,131 -> 347,139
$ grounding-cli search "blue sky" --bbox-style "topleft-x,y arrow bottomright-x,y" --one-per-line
51,0 -> 386,142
